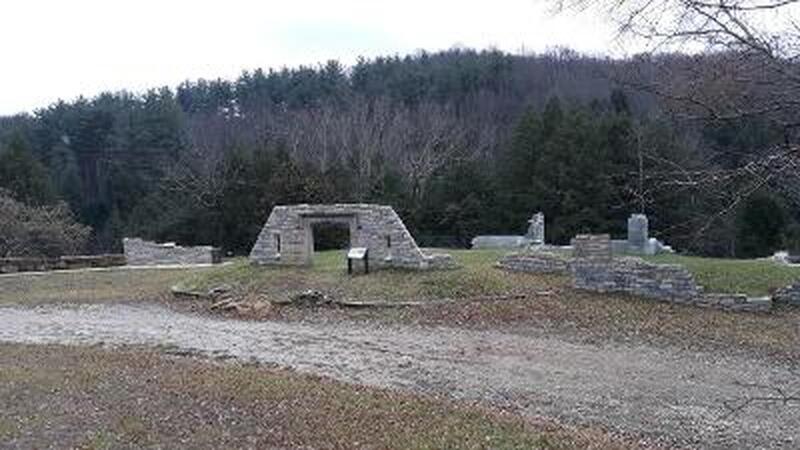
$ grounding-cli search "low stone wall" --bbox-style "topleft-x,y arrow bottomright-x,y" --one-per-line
497,234 -> 772,312
0,254 -> 126,274
471,235 -> 532,249
424,253 -> 457,270
572,257 -> 700,301
774,283 -> 800,305
497,251 -> 571,274
696,293 -> 772,312
123,238 -> 221,266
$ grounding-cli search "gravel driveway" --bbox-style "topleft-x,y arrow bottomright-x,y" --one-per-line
0,303 -> 797,448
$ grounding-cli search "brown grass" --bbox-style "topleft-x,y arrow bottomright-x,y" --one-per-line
0,267 -> 212,305
0,344 -> 635,450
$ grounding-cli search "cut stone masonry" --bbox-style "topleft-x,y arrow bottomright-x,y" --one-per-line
249,204 -> 454,270
499,234 -> 772,312
123,238 -> 221,266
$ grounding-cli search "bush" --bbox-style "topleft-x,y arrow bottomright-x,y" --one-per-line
0,192 -> 91,257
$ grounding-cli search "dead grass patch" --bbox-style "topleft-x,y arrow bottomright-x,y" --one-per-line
0,343 -> 636,450
0,267 -> 212,305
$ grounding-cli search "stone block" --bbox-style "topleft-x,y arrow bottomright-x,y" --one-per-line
572,234 -> 612,262
627,214 -> 649,250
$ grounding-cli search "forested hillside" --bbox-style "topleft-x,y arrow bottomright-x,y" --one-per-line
0,48 -> 795,257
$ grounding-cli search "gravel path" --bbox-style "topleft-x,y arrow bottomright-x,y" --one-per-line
0,303 -> 797,448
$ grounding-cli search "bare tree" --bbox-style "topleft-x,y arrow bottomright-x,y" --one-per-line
556,0 -> 800,412
0,191 -> 91,258
395,103 -> 470,206
558,0 -> 800,148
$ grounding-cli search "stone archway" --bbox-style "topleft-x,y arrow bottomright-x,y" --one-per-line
249,204 -> 454,270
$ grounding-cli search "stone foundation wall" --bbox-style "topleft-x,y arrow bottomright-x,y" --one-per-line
0,255 -> 126,274
123,238 -> 221,266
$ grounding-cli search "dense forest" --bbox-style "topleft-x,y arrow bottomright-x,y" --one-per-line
0,48 -> 796,257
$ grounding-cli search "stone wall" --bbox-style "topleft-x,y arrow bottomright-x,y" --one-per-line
249,204 -> 453,270
0,255 -> 126,274
498,234 -> 771,312
471,236 -> 532,249
496,251 -> 571,274
572,257 -> 700,301
123,238 -> 221,266
571,235 -> 770,311
571,234 -> 612,262
774,283 -> 800,305
472,211 -> 546,250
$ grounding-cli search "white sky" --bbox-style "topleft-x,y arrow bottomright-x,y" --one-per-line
0,0 -> 622,115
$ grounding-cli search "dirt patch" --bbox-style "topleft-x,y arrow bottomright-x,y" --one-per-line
0,343 -> 630,449
175,284 -> 800,361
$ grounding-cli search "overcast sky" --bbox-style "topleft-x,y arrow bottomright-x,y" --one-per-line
0,0 -> 621,116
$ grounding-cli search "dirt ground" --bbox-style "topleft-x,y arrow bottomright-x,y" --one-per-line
1,302 -> 798,449
0,343 -> 629,450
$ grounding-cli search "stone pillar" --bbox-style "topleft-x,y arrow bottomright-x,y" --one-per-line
526,212 -> 545,244
627,214 -> 649,251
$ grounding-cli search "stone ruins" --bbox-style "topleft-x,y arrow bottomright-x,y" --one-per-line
123,238 -> 221,266
775,282 -> 800,305
527,212 -> 545,245
0,255 -> 126,274
249,204 -> 454,270
471,212 -> 545,249
772,250 -> 800,265
609,214 -> 673,255
499,234 -> 771,312
471,212 -> 673,254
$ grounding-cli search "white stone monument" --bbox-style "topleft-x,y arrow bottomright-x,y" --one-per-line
526,212 -> 545,245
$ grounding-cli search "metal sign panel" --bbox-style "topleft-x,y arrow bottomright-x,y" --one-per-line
347,247 -> 368,260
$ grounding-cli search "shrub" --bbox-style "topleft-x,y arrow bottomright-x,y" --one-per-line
0,191 -> 91,257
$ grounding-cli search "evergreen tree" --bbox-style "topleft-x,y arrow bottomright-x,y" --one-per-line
0,134 -> 57,205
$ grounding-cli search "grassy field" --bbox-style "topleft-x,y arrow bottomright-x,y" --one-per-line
2,249 -> 799,358
178,249 -> 800,301
645,254 -> 800,296
176,249 -> 564,304
0,343 -> 630,450
168,249 -> 800,358
0,267 -> 212,305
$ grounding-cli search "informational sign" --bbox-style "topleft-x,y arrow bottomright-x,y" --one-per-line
347,247 -> 369,274
347,247 -> 368,260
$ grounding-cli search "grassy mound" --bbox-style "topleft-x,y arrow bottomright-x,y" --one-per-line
177,249 -> 566,304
